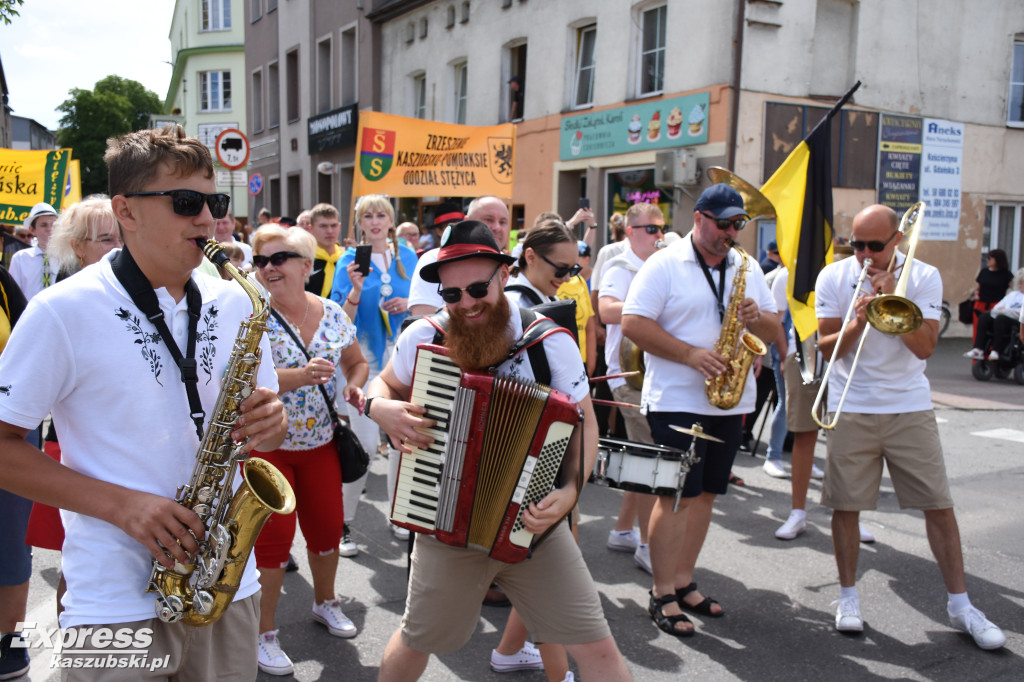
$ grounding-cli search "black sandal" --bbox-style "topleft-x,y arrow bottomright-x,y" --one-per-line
648,591 -> 695,637
677,582 -> 724,618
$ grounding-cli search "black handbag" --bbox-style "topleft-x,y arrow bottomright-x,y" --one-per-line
958,298 -> 974,325
269,308 -> 370,483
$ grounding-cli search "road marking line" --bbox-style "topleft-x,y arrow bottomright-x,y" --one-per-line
971,428 -> 1024,443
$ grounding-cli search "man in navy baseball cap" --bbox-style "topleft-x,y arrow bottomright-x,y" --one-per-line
694,183 -> 749,220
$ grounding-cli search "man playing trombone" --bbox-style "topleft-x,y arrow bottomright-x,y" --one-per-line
815,203 -> 1005,649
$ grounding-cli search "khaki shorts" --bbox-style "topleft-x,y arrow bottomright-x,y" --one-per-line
611,384 -> 653,444
784,354 -> 821,433
821,411 -> 954,511
61,592 -> 260,682
402,522 -> 610,653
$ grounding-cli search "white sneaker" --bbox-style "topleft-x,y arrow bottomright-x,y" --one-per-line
763,459 -> 787,478
859,524 -> 876,544
832,596 -> 864,632
811,464 -> 825,480
561,673 -> 575,682
633,543 -> 652,574
389,521 -> 410,541
257,630 -> 294,676
490,641 -> 544,672
339,523 -> 358,557
607,528 -> 639,552
775,510 -> 807,540
948,605 -> 1006,650
964,348 -> 985,360
988,350 -> 1000,361
312,598 -> 358,638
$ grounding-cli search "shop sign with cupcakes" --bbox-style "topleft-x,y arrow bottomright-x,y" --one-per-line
558,91 -> 709,161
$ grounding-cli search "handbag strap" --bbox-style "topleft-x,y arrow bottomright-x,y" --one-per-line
269,306 -> 344,428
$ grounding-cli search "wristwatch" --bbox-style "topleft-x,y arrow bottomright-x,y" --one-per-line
363,396 -> 376,419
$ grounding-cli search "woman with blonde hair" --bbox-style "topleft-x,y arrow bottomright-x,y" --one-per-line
46,195 -> 123,279
329,194 -> 419,551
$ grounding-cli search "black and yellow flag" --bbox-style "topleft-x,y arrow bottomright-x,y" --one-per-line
761,82 -> 860,342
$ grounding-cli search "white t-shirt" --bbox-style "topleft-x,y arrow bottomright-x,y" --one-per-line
0,251 -> 278,628
590,240 -> 630,293
504,272 -> 555,307
8,244 -> 59,301
815,252 -> 941,413
408,247 -> 443,312
392,297 -> 590,404
622,236 -> 776,415
771,267 -> 797,357
991,289 -> 1023,318
599,248 -> 645,390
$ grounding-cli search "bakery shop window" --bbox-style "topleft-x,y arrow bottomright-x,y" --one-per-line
573,24 -> 597,109
762,101 -> 878,189
638,4 -> 666,96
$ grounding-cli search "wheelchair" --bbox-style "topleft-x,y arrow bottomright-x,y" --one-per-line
971,331 -> 1024,384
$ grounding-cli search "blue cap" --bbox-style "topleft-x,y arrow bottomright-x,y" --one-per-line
694,183 -> 749,220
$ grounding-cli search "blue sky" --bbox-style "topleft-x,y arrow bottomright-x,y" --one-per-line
1,0 -> 176,130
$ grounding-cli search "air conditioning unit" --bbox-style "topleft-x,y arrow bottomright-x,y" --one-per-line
654,149 -> 698,188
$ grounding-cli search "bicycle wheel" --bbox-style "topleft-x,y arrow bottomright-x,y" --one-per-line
939,302 -> 951,337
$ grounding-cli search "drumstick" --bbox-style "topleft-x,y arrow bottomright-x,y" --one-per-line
592,398 -> 641,409
589,371 -> 640,384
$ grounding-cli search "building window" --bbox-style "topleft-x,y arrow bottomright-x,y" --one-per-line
341,26 -> 357,106
986,203 -> 1024,270
507,42 -> 527,122
267,0 -> 277,11
201,0 -> 231,31
420,17 -> 429,39
251,0 -> 261,23
447,5 -> 456,28
200,71 -> 231,111
454,62 -> 468,124
251,69 -> 264,132
761,102 -> 878,189
413,74 -> 427,119
573,25 -> 597,109
268,61 -> 280,128
461,1 -> 470,23
638,4 -> 666,96
317,38 -> 332,114
286,49 -> 299,123
1009,39 -> 1024,126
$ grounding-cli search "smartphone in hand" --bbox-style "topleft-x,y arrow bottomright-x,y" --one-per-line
354,244 -> 372,276
579,197 -> 590,210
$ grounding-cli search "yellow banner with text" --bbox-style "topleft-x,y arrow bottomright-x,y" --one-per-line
0,148 -> 73,226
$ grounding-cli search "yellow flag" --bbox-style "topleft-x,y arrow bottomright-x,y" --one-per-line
0,149 -> 73,224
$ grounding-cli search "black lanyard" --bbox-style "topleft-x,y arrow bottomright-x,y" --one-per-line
111,247 -> 206,441
691,234 -> 727,323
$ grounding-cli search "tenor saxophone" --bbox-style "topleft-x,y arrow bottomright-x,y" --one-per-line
147,239 -> 296,627
705,244 -> 767,410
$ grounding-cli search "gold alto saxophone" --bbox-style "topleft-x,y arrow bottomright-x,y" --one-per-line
705,244 -> 767,410
147,239 -> 296,627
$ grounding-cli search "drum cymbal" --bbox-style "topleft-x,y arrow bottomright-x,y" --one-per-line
669,424 -> 724,443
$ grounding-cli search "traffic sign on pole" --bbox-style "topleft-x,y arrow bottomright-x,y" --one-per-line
215,128 -> 250,170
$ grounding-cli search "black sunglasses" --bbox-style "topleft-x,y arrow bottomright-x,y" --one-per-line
252,251 -> 304,268
538,252 -> 583,278
438,265 -> 502,304
700,212 -> 747,231
124,190 -> 231,219
632,224 -> 665,235
850,231 -> 898,253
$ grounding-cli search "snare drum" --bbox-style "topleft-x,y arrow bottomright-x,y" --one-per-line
593,437 -> 694,496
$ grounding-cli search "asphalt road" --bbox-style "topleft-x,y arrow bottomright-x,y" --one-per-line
18,337 -> 1023,681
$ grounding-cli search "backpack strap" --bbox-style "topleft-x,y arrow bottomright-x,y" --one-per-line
503,283 -> 544,307
424,309 -> 450,345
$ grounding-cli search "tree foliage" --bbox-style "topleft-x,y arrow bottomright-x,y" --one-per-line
0,0 -> 24,25
56,76 -> 163,196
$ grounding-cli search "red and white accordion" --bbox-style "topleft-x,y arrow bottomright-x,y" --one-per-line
390,344 -> 581,563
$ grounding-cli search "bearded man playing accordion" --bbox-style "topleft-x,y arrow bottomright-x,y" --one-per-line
365,220 -> 631,682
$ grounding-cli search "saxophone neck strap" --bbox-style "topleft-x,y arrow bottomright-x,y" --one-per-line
691,234 -> 727,324
112,246 -> 205,440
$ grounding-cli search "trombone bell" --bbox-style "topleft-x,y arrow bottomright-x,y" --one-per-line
864,295 -> 923,336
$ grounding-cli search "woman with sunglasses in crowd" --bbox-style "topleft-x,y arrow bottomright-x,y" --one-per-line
249,226 -> 369,676
556,240 -> 598,376
329,194 -> 419,552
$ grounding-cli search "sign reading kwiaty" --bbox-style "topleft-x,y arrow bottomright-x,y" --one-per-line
876,114 -> 923,215
0,149 -> 73,225
353,111 -> 514,198
559,92 -> 710,161
919,118 -> 964,241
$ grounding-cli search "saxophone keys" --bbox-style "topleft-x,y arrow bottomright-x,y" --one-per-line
192,590 -> 215,616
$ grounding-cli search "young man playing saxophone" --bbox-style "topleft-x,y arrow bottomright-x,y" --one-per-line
0,125 -> 287,680
621,184 -> 779,637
